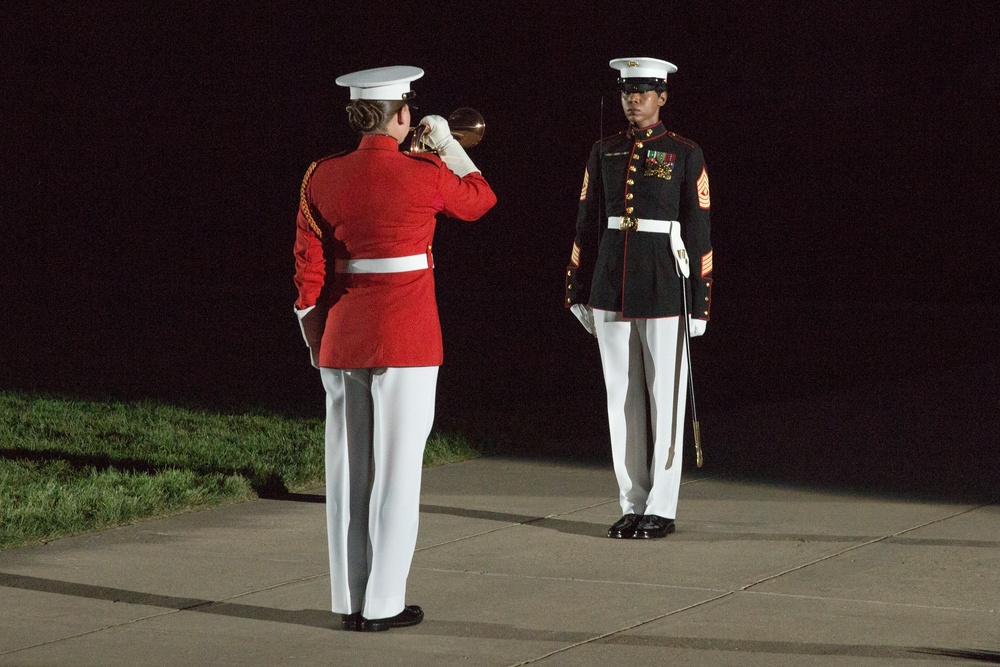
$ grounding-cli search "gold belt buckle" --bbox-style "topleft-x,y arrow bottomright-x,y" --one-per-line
620,216 -> 638,232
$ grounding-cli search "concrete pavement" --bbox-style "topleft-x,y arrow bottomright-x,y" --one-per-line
2,456 -> 999,666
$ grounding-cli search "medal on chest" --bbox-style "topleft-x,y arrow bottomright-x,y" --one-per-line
643,150 -> 675,180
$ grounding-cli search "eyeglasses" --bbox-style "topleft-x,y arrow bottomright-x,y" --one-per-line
620,83 -> 664,95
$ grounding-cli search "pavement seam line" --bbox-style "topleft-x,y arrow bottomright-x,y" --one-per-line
0,608 -> 189,657
739,503 -> 992,592
206,573 -> 330,602
739,589 -> 997,614
680,473 -> 719,485
506,591 -> 736,667
412,565 -> 731,594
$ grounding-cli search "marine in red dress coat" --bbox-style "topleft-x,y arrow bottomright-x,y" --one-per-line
293,134 -> 496,369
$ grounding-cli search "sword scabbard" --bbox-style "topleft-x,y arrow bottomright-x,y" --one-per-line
693,419 -> 703,468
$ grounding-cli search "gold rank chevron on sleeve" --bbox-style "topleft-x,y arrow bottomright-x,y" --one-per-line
696,166 -> 710,210
700,249 -> 713,278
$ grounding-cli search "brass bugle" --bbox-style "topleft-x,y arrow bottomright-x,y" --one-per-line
408,107 -> 485,153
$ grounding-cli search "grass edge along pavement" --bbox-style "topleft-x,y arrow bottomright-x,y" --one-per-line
0,391 -> 481,551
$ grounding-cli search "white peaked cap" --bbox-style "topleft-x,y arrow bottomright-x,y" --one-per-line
335,65 -> 424,100
610,57 -> 678,80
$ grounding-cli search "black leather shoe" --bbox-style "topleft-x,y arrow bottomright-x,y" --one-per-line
607,513 -> 643,539
360,605 -> 424,632
341,612 -> 362,631
633,514 -> 676,539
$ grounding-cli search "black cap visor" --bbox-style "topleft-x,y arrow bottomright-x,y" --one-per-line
618,78 -> 667,94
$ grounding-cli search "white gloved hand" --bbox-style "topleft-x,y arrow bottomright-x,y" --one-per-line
295,305 -> 324,368
420,114 -> 480,176
419,115 -> 452,151
570,303 -> 597,337
688,317 -> 707,337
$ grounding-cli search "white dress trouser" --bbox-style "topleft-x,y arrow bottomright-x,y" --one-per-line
320,365 -> 438,619
593,310 -> 688,519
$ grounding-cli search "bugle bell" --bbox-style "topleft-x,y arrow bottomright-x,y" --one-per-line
408,107 -> 485,153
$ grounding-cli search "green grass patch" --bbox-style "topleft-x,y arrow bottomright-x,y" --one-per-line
0,392 -> 480,550
422,430 -> 480,467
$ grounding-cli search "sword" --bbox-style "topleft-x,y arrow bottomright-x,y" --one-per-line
668,224 -> 704,469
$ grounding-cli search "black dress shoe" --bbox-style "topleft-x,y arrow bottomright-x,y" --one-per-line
607,513 -> 643,539
633,514 -> 676,539
341,612 -> 362,631
360,605 -> 424,632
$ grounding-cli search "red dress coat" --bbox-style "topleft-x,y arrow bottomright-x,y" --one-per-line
293,134 -> 496,368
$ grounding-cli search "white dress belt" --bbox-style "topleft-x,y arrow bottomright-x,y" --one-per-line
607,217 -> 690,278
608,216 -> 677,233
334,253 -> 429,274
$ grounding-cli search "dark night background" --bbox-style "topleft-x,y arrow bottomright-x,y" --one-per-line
2,2 -> 999,498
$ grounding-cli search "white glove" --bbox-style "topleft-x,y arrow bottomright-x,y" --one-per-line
689,317 -> 707,337
420,114 -> 480,177
419,115 -> 452,150
295,305 -> 324,368
570,303 -> 596,337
